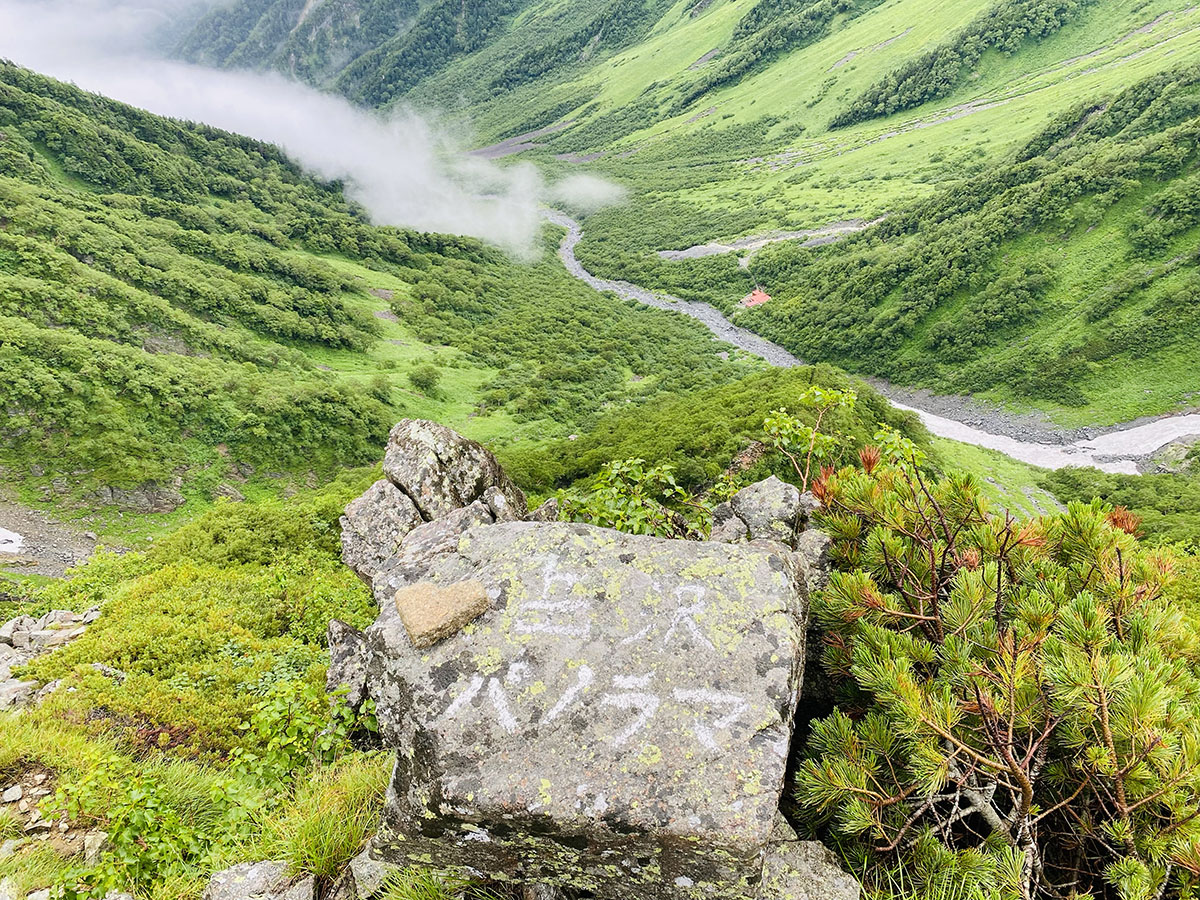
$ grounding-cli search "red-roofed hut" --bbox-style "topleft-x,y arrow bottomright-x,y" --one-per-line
741,288 -> 771,308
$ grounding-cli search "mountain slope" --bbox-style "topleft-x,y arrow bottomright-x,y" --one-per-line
0,62 -> 754,504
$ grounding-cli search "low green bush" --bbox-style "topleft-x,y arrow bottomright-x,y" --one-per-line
796,441 -> 1200,900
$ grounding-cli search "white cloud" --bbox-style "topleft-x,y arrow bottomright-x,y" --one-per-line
0,0 -> 621,256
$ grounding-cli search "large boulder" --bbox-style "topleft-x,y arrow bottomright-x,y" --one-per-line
340,521 -> 809,900
382,420 -> 527,522
341,480 -> 424,584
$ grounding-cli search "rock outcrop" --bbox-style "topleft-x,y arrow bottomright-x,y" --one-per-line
360,521 -> 807,899
340,420 -> 528,584
383,419 -> 526,521
0,607 -> 99,709
328,424 -> 855,900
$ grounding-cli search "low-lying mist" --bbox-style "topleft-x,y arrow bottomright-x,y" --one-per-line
0,0 -> 624,256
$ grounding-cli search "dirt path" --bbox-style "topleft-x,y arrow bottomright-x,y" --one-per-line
548,209 -> 1199,475
0,499 -> 98,578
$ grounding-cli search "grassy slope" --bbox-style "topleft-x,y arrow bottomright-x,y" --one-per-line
0,62 -> 765,544
332,0 -> 1200,427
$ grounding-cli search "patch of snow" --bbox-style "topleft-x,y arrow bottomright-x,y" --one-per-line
0,527 -> 23,554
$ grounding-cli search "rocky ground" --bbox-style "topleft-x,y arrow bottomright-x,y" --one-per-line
0,500 -> 98,579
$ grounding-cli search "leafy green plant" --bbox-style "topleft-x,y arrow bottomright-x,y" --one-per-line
230,680 -> 375,789
50,755 -> 258,898
763,385 -> 857,490
558,458 -> 706,538
796,441 -> 1200,900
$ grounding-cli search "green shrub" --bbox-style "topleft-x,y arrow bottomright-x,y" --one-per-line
796,444 -> 1200,900
408,364 -> 442,396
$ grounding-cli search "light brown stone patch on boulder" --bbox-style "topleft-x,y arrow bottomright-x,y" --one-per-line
394,579 -> 490,648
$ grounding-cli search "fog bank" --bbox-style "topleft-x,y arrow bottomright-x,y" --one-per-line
0,0 -> 623,255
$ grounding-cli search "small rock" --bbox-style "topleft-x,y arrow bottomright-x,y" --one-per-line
103,894 -> 136,900
529,497 -> 560,523
0,617 -> 34,646
202,861 -> 287,900
27,889 -> 50,900
24,818 -> 52,832
0,877 -> 16,900
797,491 -> 821,524
393,579 -> 490,648
37,610 -> 78,628
0,838 -> 26,860
29,630 -> 72,648
349,848 -> 393,898
709,503 -> 748,544
213,483 -> 246,503
90,663 -> 126,682
483,486 -> 523,523
281,876 -> 316,900
31,774 -> 46,785
0,680 -> 36,709
82,607 -> 101,624
84,830 -> 111,865
83,532 -> 98,541
1,785 -> 21,803
758,817 -> 859,900
731,476 -> 802,545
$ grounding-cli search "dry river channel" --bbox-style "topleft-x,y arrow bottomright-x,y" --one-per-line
546,210 -> 1200,477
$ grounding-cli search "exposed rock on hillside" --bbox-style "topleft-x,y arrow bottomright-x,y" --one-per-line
382,419 -> 527,522
328,423 -> 855,900
340,420 -> 528,584
359,520 -> 807,898
0,607 -> 99,709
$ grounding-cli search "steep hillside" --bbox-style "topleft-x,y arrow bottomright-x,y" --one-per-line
173,0 -> 1200,426
0,62 -> 752,506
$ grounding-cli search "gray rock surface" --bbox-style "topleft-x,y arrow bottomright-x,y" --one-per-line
710,503 -> 749,544
0,608 -> 96,709
793,532 -> 832,593
369,501 -> 495,606
382,420 -> 527,521
327,619 -> 371,711
730,477 -> 802,545
340,479 -> 424,584
202,861 -> 314,900
342,521 -> 808,900
759,818 -> 860,900
529,498 -> 560,523
346,849 -> 394,899
89,481 -> 184,514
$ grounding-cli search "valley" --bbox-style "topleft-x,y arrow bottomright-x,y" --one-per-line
5,2 -> 1200,900
551,208 -> 1200,475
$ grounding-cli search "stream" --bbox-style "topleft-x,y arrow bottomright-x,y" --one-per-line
547,210 -> 1200,476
